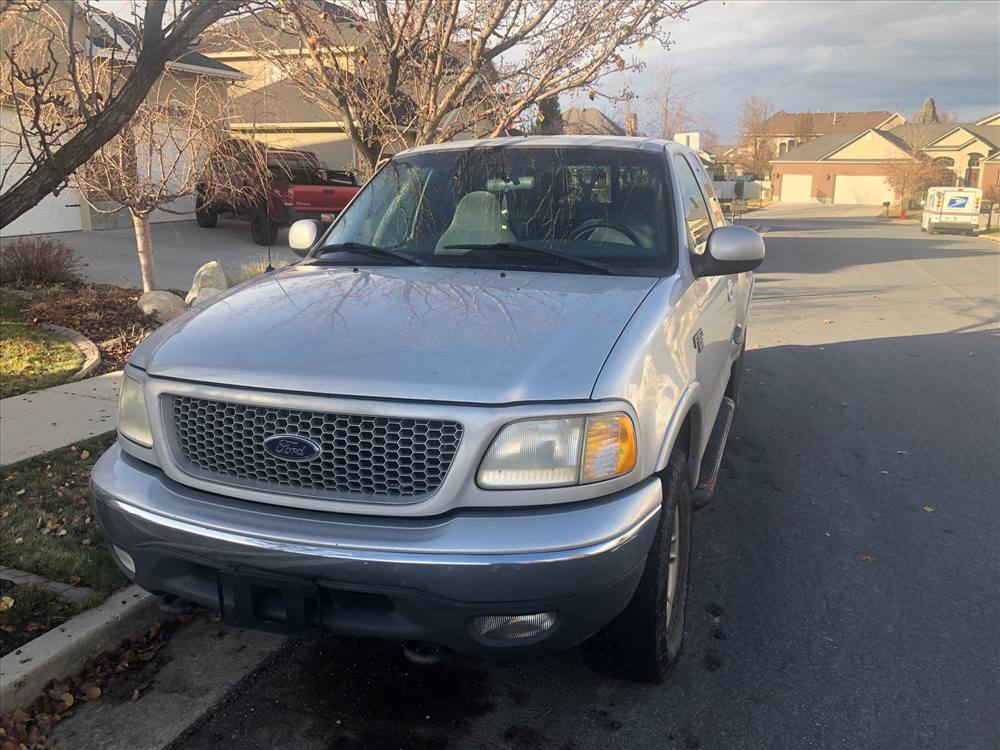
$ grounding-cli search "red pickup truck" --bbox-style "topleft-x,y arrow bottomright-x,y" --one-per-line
196,142 -> 360,246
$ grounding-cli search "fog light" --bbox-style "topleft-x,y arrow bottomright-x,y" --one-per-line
472,612 -> 556,640
113,545 -> 136,574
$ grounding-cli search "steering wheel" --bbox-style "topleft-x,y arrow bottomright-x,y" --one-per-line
569,218 -> 643,246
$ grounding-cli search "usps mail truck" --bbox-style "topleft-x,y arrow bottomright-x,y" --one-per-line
922,187 -> 982,235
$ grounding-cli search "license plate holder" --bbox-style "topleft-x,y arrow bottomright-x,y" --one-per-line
218,570 -> 323,637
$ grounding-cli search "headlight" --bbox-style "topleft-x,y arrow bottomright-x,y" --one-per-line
118,374 -> 153,447
478,413 -> 636,489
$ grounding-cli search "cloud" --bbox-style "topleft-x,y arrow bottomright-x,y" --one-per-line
612,0 -> 1000,139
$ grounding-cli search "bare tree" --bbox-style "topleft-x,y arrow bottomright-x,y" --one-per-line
649,62 -> 697,139
223,0 -> 706,173
73,75 -> 256,292
0,0 -> 245,230
882,156 -> 952,210
793,112 -> 815,142
735,94 -> 775,179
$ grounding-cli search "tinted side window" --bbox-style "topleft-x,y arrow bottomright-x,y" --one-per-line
673,155 -> 712,255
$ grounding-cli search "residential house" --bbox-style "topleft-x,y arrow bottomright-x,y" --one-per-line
562,107 -> 626,136
0,2 -> 243,236
206,3 -> 507,171
772,120 -> 1000,204
202,3 -> 363,171
762,110 -> 905,157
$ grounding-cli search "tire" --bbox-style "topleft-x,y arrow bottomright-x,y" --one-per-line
583,448 -> 693,683
920,226 -> 926,233
251,207 -> 278,246
195,196 -> 217,228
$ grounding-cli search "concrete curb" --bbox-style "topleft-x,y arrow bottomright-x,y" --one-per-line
0,586 -> 158,712
38,322 -> 102,381
977,232 -> 1000,244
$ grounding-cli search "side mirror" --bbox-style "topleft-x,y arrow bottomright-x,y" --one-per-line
288,219 -> 319,257
694,225 -> 765,278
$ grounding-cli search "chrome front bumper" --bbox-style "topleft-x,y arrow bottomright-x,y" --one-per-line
91,446 -> 662,653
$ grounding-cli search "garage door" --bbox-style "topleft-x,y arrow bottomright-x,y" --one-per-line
2,188 -> 84,236
833,175 -> 893,205
780,174 -> 813,202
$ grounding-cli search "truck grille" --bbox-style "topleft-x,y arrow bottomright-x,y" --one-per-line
166,395 -> 463,500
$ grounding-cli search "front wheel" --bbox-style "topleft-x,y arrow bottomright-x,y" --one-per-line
250,207 -> 278,246
583,448 -> 692,683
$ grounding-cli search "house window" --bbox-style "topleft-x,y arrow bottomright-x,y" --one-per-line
965,153 -> 984,186
934,157 -> 957,186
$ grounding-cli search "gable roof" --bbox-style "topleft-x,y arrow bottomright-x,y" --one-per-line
563,107 -> 625,136
773,131 -> 862,161
975,112 -> 1000,126
763,110 -> 900,135
87,5 -> 243,78
889,123 -> 1000,150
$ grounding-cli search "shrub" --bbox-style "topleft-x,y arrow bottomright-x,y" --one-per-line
0,237 -> 83,287
227,256 -> 289,286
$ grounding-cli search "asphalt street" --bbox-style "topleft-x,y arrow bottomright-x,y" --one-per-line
164,204 -> 999,750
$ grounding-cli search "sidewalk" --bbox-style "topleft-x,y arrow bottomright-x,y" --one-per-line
0,371 -> 121,465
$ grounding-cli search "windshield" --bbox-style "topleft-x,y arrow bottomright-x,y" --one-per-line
316,145 -> 674,275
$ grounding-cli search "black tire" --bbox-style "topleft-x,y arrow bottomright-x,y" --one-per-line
195,196 -> 218,228
920,226 -> 926,233
251,207 -> 278,246
583,448 -> 693,683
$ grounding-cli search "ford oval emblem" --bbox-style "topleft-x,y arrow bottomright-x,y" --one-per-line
262,434 -> 321,462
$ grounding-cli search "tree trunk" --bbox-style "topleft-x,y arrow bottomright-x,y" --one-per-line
0,1 -> 240,230
131,211 -> 156,292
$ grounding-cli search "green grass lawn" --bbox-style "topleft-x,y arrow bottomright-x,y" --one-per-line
0,289 -> 83,398
1,432 -> 126,597
0,580 -> 91,657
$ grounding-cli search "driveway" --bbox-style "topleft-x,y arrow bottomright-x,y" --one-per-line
19,218 -> 301,291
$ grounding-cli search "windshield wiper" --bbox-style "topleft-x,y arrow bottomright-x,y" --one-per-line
313,242 -> 425,266
442,242 -> 620,276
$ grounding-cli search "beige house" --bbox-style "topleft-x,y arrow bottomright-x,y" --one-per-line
773,129 -> 913,204
761,111 -> 905,157
1,2 -> 242,236
774,118 -> 1000,204
203,45 -> 359,171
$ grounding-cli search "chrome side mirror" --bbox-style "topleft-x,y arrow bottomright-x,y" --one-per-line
288,219 -> 320,257
694,225 -> 765,277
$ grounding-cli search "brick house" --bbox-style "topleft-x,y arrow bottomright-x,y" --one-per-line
773,117 -> 1000,205
762,111 -> 905,158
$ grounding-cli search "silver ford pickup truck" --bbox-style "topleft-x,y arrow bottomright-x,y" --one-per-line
92,136 -> 763,682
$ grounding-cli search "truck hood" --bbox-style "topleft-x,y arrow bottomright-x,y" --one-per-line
136,264 -> 657,403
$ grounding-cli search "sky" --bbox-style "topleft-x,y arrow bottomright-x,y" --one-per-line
592,0 -> 1000,141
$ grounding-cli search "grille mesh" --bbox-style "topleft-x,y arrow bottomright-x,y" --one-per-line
168,396 -> 463,499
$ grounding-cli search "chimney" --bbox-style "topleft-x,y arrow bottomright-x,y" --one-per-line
625,112 -> 639,137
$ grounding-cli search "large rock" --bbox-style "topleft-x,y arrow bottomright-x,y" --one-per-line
138,290 -> 187,323
191,286 -> 223,307
185,260 -> 228,304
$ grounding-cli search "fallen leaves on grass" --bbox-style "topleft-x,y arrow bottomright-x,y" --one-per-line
23,285 -> 159,375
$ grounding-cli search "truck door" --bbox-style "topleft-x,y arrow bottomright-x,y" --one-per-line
673,154 -> 737,420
